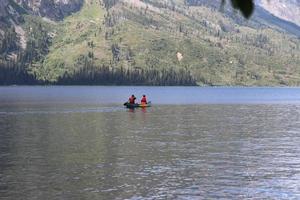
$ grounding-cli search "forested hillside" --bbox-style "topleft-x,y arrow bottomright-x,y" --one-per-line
1,0 -> 300,86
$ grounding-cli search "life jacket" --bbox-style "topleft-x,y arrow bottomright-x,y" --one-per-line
141,97 -> 147,104
129,96 -> 136,104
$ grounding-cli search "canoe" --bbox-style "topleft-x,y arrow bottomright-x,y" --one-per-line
124,102 -> 151,108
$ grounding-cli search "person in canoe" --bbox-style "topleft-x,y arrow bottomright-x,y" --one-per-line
128,94 -> 136,104
124,94 -> 151,108
141,94 -> 147,105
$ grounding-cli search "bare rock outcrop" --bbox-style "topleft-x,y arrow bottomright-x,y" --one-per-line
14,0 -> 84,21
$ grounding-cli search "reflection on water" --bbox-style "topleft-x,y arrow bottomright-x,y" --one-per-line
1,102 -> 300,199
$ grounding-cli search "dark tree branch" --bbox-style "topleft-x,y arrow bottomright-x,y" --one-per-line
230,0 -> 254,18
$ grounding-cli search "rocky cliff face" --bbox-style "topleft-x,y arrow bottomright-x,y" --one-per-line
0,0 -> 9,18
0,0 -> 23,23
0,0 -> 9,49
14,0 -> 84,20
258,0 -> 300,27
0,0 -> 25,58
0,0 -> 84,61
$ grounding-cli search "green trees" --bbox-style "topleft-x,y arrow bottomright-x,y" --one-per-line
0,61 -> 38,85
57,63 -> 196,86
1,0 -> 300,86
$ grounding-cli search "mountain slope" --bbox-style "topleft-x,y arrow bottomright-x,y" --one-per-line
258,0 -> 300,27
1,0 -> 300,86
0,0 -> 83,61
253,6 -> 300,37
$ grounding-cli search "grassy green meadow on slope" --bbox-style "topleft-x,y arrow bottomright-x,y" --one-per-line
1,0 -> 300,85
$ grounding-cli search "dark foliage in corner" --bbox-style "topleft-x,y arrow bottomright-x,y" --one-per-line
230,0 -> 254,18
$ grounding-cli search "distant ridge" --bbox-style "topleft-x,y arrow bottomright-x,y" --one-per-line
255,6 -> 300,37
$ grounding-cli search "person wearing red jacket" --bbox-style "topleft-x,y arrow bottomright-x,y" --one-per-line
141,94 -> 147,104
129,95 -> 136,104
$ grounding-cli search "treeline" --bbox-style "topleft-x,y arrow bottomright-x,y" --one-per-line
57,65 -> 196,86
0,61 -> 39,85
0,61 -> 196,86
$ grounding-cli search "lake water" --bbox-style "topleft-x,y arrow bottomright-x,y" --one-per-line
1,86 -> 300,199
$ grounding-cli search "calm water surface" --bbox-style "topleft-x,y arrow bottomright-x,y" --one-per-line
1,86 -> 300,199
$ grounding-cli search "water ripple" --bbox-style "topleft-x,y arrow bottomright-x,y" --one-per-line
0,106 -> 124,115
1,104 -> 300,199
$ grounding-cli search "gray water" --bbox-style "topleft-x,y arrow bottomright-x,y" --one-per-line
1,86 -> 300,199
